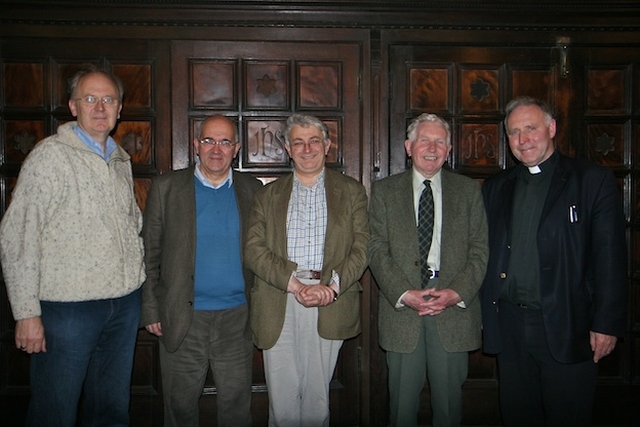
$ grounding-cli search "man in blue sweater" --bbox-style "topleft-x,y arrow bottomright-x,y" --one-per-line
141,115 -> 263,426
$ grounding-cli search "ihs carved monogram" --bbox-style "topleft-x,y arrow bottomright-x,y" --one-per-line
13,130 -> 37,154
257,74 -> 277,97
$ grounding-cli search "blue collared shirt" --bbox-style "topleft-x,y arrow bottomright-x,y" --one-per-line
194,159 -> 234,189
73,125 -> 117,161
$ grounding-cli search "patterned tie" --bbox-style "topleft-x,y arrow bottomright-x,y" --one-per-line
418,179 -> 434,288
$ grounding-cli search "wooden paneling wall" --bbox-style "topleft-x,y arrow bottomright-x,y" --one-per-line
0,1 -> 639,426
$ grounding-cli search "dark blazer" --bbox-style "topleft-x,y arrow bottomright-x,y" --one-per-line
368,169 -> 489,353
244,168 -> 369,350
140,166 -> 263,352
481,153 -> 628,363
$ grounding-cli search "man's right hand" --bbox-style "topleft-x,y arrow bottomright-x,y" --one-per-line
401,288 -> 440,315
145,322 -> 163,337
15,316 -> 46,354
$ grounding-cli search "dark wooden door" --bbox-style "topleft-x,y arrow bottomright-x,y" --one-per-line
168,39 -> 364,426
384,41 -> 637,426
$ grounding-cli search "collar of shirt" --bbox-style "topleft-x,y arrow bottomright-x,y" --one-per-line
194,159 -> 233,189
411,167 -> 442,223
292,167 -> 326,190
73,124 -> 117,161
520,150 -> 558,182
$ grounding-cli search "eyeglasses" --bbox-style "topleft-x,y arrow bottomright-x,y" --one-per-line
290,138 -> 324,149
75,95 -> 118,106
198,137 -> 237,148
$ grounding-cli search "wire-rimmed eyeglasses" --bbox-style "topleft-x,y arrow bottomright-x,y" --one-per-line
74,95 -> 119,106
198,138 -> 238,148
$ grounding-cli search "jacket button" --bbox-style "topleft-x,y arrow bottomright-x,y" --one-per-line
414,261 -> 419,266
188,301 -> 193,306
500,273 -> 507,279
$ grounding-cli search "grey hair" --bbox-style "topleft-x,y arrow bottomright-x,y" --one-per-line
68,65 -> 124,103
282,114 -> 329,146
406,113 -> 451,146
504,96 -> 555,127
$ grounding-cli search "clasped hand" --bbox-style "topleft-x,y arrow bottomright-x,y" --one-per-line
402,287 -> 461,316
295,284 -> 335,307
288,277 -> 335,307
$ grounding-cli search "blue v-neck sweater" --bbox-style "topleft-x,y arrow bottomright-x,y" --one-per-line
193,178 -> 246,310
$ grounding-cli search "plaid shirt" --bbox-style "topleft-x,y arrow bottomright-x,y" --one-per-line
286,170 -> 327,272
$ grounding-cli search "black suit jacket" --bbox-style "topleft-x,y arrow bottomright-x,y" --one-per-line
481,153 -> 627,363
140,166 -> 262,352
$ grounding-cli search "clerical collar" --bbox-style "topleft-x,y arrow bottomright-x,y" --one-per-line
528,165 -> 542,174
526,151 -> 558,175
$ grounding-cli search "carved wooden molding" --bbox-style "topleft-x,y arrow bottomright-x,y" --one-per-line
1,1 -> 640,32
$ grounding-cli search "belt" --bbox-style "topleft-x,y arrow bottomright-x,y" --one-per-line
295,269 -> 321,280
501,300 -> 539,310
427,268 -> 439,279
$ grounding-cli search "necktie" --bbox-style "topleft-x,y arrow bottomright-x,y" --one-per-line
418,179 -> 434,288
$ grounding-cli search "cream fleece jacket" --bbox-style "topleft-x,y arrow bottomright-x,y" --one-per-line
0,122 -> 145,320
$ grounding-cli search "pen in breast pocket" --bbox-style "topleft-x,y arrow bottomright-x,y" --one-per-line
568,204 -> 578,223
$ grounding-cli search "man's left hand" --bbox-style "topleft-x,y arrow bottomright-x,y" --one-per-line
590,331 -> 617,363
419,288 -> 462,316
297,285 -> 334,307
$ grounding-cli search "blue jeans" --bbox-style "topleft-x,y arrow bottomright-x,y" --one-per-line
25,289 -> 141,427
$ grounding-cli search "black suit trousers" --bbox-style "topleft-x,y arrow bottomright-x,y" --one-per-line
496,300 -> 597,427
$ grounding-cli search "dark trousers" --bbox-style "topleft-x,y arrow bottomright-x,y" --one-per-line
387,311 -> 468,427
159,304 -> 253,427
497,300 -> 598,427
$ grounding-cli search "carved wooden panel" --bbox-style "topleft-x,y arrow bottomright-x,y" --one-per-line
299,62 -> 341,109
244,119 -> 289,166
113,120 -> 153,166
458,122 -> 501,168
460,67 -> 500,114
4,120 -> 46,164
112,63 -> 153,109
587,67 -> 628,115
192,60 -> 237,109
4,62 -> 45,109
245,61 -> 289,110
409,67 -> 450,113
511,68 -> 553,103
586,122 -> 627,167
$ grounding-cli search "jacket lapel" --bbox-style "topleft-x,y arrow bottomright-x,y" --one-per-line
540,154 -> 570,225
173,166 -> 197,265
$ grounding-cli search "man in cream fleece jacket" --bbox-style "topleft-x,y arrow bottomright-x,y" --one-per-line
0,66 -> 145,427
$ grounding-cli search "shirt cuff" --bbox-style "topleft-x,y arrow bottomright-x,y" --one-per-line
395,291 -> 409,309
331,270 -> 340,294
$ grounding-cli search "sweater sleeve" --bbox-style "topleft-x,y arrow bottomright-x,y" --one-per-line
0,142 -> 61,320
